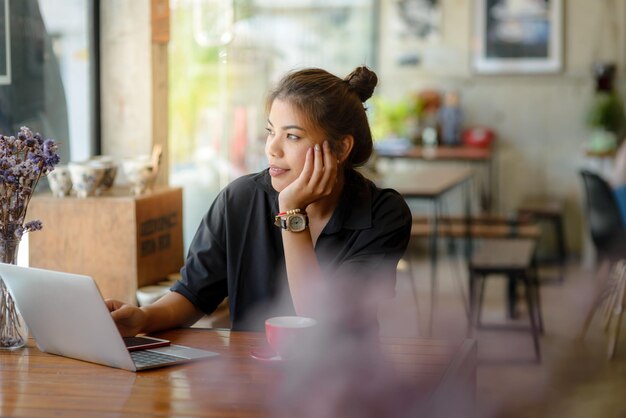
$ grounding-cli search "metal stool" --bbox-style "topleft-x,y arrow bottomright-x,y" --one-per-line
469,238 -> 543,362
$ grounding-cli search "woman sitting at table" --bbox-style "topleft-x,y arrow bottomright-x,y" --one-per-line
106,66 -> 412,333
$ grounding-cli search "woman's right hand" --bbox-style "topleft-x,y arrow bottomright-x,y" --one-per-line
105,299 -> 147,337
278,140 -> 338,211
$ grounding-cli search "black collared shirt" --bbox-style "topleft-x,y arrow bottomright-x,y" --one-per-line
172,168 -> 412,331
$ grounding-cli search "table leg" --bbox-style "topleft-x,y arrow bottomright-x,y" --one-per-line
464,177 -> 473,261
490,153 -> 498,213
406,241 -> 422,336
428,198 -> 441,336
461,179 -> 472,317
507,275 -> 518,319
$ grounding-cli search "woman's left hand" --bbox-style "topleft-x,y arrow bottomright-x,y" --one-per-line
279,140 -> 338,210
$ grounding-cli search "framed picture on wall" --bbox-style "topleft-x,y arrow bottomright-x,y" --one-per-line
0,0 -> 10,85
473,0 -> 562,74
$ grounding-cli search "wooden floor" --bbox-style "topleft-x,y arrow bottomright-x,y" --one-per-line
378,248 -> 626,418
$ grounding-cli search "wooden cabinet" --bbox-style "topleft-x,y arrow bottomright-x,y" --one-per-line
28,187 -> 184,303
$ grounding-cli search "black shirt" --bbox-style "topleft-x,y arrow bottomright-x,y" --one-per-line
172,168 -> 412,331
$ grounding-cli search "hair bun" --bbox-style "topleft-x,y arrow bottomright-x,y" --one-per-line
344,66 -> 378,102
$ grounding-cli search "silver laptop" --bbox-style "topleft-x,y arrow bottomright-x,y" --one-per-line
0,263 -> 219,371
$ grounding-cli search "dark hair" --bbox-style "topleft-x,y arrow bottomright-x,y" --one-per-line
267,66 -> 378,166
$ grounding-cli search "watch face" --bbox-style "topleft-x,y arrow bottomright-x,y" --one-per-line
288,214 -> 306,232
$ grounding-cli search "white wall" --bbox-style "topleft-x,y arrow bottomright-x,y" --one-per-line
377,0 -> 626,253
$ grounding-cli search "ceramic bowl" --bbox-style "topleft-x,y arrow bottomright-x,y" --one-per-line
122,156 -> 156,196
136,285 -> 170,307
68,162 -> 105,198
47,165 -> 72,197
89,156 -> 118,192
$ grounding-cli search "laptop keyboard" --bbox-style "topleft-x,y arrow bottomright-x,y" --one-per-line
131,350 -> 182,367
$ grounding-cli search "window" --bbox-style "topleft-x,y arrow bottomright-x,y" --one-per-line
0,0 -> 98,162
169,0 -> 377,249
1,0 -> 98,265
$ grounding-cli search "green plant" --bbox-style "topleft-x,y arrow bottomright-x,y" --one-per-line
586,92 -> 626,136
370,96 -> 422,141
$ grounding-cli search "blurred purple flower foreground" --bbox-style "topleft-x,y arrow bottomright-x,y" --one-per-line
0,126 -> 60,242
0,127 -> 59,348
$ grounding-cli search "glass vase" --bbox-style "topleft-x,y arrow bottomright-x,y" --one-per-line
0,238 -> 28,349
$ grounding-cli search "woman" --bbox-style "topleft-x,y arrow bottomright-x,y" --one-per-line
106,66 -> 412,334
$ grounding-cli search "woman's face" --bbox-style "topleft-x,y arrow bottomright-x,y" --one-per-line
265,99 -> 327,192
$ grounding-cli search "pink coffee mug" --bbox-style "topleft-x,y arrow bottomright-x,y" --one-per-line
265,316 -> 317,359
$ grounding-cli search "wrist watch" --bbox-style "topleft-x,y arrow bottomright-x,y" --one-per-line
274,209 -> 309,232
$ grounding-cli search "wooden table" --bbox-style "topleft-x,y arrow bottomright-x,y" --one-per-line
377,145 -> 492,162
0,329 -> 476,417
380,165 -> 475,336
376,145 -> 496,212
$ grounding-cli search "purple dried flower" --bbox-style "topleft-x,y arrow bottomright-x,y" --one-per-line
13,226 -> 24,239
33,133 -> 43,145
0,126 -> 61,241
24,220 -> 43,232
45,154 -> 60,168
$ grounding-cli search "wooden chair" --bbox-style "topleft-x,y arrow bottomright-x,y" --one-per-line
408,214 -> 543,320
468,238 -> 543,362
580,259 -> 626,359
518,197 -> 567,282
411,214 -> 541,240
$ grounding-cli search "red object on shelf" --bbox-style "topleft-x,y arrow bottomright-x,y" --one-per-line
463,127 -> 495,148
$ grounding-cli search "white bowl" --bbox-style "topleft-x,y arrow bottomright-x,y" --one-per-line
89,156 -> 118,191
122,157 -> 156,196
47,165 -> 72,197
68,162 -> 105,198
136,285 -> 170,307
